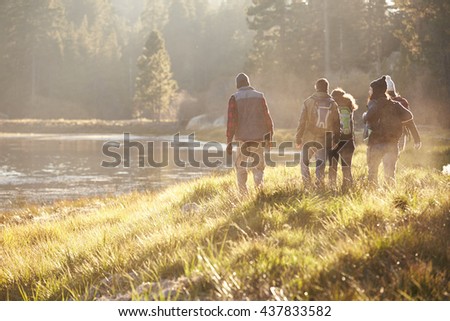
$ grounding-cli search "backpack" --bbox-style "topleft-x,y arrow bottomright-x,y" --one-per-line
310,96 -> 334,135
371,100 -> 405,143
380,101 -> 404,140
339,106 -> 352,136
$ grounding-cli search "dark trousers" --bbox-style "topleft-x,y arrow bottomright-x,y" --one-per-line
329,140 -> 355,188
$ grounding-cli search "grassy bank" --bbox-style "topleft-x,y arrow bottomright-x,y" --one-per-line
0,134 -> 449,301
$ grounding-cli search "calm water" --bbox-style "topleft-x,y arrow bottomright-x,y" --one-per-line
0,133 -> 230,210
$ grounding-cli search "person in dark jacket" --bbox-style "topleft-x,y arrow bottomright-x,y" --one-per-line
226,73 -> 274,194
295,78 -> 340,188
385,75 -> 422,151
363,76 -> 413,185
329,88 -> 358,190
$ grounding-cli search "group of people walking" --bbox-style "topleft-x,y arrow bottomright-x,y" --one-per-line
226,73 -> 421,194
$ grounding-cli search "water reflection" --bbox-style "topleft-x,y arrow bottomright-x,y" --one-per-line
0,133 -> 228,210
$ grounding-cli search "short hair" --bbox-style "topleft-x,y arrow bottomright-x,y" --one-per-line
315,78 -> 329,93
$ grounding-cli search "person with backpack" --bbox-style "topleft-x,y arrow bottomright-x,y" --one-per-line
295,78 -> 340,188
363,76 -> 413,185
226,73 -> 274,194
385,75 -> 422,152
329,88 -> 358,190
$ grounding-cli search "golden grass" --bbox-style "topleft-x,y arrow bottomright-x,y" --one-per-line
0,133 -> 449,301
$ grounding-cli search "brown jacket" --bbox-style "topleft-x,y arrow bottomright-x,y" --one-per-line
295,92 -> 340,146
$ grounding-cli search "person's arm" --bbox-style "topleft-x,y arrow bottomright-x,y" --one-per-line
401,98 -> 409,110
396,103 -> 421,148
404,119 -> 421,148
295,102 -> 308,147
397,102 -> 413,123
226,95 -> 237,144
400,98 -> 421,147
364,100 -> 379,125
262,97 -> 274,142
331,102 -> 340,146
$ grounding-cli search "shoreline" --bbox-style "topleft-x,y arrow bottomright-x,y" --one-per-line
0,118 -> 180,135
0,118 -> 232,143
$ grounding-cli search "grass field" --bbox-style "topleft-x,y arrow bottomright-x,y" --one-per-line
0,129 -> 449,301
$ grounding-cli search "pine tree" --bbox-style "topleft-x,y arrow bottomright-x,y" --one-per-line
163,0 -> 197,91
283,0 -> 324,78
246,0 -> 323,78
61,0 -> 130,118
200,0 -> 253,80
326,0 -> 368,73
134,30 -> 178,121
1,0 -> 68,116
246,0 -> 286,73
364,0 -> 391,75
139,0 -> 168,34
393,0 -> 450,98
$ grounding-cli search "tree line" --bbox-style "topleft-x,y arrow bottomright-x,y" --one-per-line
0,0 -> 448,127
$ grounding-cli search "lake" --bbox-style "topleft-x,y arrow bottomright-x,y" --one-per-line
0,133 -> 232,210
